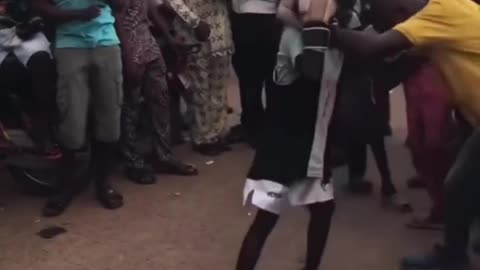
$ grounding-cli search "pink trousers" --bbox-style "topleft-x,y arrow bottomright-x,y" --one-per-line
403,64 -> 455,220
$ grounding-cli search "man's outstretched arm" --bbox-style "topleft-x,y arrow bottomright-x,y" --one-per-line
331,28 -> 413,58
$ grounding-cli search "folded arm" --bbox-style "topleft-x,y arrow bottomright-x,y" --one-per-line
33,0 -> 90,23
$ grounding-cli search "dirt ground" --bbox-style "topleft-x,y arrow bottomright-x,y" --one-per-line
0,85 -> 471,270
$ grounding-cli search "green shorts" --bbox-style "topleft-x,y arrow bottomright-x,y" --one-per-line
55,46 -> 123,149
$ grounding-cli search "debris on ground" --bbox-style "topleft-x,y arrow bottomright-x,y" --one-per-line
205,160 -> 215,165
172,192 -> 182,197
37,226 -> 67,239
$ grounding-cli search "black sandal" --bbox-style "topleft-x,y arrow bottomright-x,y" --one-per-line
192,143 -> 223,156
126,167 -> 156,185
96,187 -> 124,210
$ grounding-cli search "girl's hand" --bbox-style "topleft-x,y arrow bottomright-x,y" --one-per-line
301,0 -> 337,25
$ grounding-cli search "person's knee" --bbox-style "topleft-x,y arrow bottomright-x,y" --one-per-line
58,132 -> 87,151
96,115 -> 121,146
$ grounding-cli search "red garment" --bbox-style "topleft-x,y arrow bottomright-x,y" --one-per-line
403,64 -> 455,220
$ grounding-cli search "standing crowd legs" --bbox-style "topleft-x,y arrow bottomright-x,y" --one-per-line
44,46 -> 124,217
230,12 -> 280,147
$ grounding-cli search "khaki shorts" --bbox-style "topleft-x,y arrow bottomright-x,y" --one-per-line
55,46 -> 123,149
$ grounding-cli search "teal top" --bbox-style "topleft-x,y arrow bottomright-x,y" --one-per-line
53,0 -> 119,48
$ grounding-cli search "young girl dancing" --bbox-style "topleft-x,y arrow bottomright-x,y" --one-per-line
235,0 -> 356,269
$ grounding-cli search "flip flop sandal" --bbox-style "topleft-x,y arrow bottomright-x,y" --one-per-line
97,188 -> 124,210
406,217 -> 445,231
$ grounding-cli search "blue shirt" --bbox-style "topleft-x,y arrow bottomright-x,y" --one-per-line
53,0 -> 119,48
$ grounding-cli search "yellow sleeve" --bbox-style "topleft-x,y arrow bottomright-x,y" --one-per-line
394,0 -> 453,47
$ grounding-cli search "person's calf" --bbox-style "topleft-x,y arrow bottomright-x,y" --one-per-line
304,201 -> 335,270
91,141 -> 124,210
236,210 -> 279,270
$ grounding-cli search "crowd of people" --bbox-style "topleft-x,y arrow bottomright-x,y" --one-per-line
1,0 -> 480,269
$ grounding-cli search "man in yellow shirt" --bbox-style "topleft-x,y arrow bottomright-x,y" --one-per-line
330,0 -> 480,268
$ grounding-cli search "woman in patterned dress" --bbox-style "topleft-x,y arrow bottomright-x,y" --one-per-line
165,0 -> 234,156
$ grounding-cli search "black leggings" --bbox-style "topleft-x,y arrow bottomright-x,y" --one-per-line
236,200 -> 335,270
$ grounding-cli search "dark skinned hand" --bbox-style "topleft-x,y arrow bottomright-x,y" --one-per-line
80,6 -> 102,21
194,21 -> 210,42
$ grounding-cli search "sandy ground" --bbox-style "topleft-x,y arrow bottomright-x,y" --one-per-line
0,81 -> 471,270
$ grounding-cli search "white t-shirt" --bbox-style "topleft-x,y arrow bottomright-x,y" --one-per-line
231,0 -> 279,14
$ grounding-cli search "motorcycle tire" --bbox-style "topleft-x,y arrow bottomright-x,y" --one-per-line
7,166 -> 57,196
